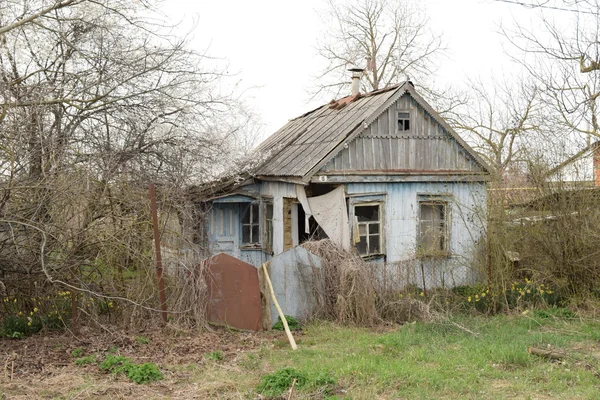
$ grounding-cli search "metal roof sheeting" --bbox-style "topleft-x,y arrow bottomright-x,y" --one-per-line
254,85 -> 400,178
253,82 -> 490,179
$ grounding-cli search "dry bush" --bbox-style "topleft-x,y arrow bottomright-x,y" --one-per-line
376,294 -> 431,323
301,239 -> 378,326
301,239 -> 431,325
488,180 -> 600,306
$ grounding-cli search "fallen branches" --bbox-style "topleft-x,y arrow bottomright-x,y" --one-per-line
527,347 -> 566,361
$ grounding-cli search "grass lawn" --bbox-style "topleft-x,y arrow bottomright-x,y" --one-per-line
2,312 -> 600,399
243,313 -> 600,399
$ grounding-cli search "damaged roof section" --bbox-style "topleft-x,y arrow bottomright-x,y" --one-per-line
253,85 -> 401,178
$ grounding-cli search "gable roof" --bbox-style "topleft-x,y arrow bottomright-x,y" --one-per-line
253,81 -> 490,181
546,141 -> 600,179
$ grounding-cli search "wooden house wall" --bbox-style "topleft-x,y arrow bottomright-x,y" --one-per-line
206,182 -> 297,266
346,181 -> 487,286
320,94 -> 484,173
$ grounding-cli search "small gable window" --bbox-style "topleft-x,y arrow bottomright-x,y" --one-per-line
241,203 -> 260,245
398,111 -> 410,132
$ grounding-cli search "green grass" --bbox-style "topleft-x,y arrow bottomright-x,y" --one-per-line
255,315 -> 600,399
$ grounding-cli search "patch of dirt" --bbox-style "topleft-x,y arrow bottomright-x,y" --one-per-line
0,324 -> 286,396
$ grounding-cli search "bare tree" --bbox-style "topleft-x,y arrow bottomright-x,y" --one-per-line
314,0 -> 443,98
450,78 -> 543,181
502,0 -> 600,144
0,0 -> 257,329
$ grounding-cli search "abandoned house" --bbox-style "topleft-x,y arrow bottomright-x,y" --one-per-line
194,76 -> 490,289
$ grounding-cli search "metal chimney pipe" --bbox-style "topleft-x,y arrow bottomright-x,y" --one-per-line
349,67 -> 364,96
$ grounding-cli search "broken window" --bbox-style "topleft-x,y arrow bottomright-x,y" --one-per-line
241,203 -> 260,245
263,200 -> 273,252
398,111 -> 410,132
354,203 -> 383,256
417,199 -> 449,256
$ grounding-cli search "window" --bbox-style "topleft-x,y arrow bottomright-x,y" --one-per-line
354,203 -> 383,256
398,111 -> 410,132
263,200 -> 273,252
417,199 -> 449,256
241,203 -> 260,245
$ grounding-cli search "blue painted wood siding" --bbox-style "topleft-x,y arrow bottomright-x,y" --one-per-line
347,181 -> 487,286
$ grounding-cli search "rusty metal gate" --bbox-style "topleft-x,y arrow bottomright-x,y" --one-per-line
205,253 -> 263,331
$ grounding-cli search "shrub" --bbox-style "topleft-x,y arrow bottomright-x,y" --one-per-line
272,315 -> 299,331
126,363 -> 163,384
134,336 -> 150,344
257,368 -> 308,397
1,315 -> 43,338
75,356 -> 97,366
71,348 -> 84,358
98,354 -> 162,384
206,351 -> 223,361
533,306 -> 576,319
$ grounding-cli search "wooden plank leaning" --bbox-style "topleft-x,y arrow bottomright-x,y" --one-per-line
261,262 -> 298,350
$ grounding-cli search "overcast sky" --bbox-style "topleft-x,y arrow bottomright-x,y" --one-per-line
164,0 -> 561,142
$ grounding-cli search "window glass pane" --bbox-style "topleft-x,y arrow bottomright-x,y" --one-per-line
369,235 -> 380,254
266,203 -> 273,219
369,223 -> 379,234
359,224 -> 366,235
355,205 -> 378,222
251,204 -> 259,223
241,205 -> 250,224
420,203 -> 433,220
251,225 -> 259,243
431,204 -> 443,221
418,201 -> 448,253
242,226 -> 250,244
357,236 -> 367,254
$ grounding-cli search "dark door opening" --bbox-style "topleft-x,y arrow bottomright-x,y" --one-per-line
297,203 -> 328,243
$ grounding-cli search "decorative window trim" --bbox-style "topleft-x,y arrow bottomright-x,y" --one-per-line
416,195 -> 451,258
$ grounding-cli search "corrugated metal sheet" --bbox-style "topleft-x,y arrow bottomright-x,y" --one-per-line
254,86 -> 400,177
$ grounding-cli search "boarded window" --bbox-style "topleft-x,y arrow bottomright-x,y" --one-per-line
418,200 -> 449,256
241,203 -> 260,245
398,111 -> 410,132
263,200 -> 273,252
355,203 -> 383,256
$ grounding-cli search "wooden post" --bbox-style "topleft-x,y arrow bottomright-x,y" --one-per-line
149,183 -> 168,324
261,262 -> 297,350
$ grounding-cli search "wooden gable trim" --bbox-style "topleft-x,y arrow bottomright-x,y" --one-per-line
404,85 -> 492,174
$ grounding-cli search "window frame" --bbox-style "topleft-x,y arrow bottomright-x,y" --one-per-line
240,202 -> 260,248
397,110 -> 411,133
352,200 -> 385,258
416,195 -> 451,258
262,197 -> 274,253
